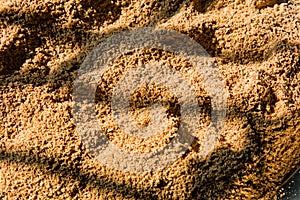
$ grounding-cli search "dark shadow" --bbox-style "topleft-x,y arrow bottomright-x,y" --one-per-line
219,38 -> 300,65
192,0 -> 288,13
184,20 -> 219,57
0,148 -> 156,199
278,167 -> 300,200
0,0 -> 122,75
192,0 -> 216,13
253,0 -> 288,9
185,107 -> 262,199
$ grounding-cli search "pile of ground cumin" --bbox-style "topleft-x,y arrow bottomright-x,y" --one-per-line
0,0 -> 299,199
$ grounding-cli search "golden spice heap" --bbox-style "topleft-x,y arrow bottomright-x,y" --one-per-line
0,0 -> 299,199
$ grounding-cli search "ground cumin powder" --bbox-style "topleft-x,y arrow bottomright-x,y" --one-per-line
0,0 -> 299,199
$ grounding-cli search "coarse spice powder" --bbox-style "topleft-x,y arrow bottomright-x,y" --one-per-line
0,0 -> 299,199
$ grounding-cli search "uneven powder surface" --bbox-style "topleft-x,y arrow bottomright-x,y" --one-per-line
0,0 -> 299,199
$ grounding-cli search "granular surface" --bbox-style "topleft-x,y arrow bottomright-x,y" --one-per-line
0,0 -> 299,199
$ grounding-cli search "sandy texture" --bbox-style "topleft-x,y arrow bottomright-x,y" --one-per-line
0,0 -> 299,199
